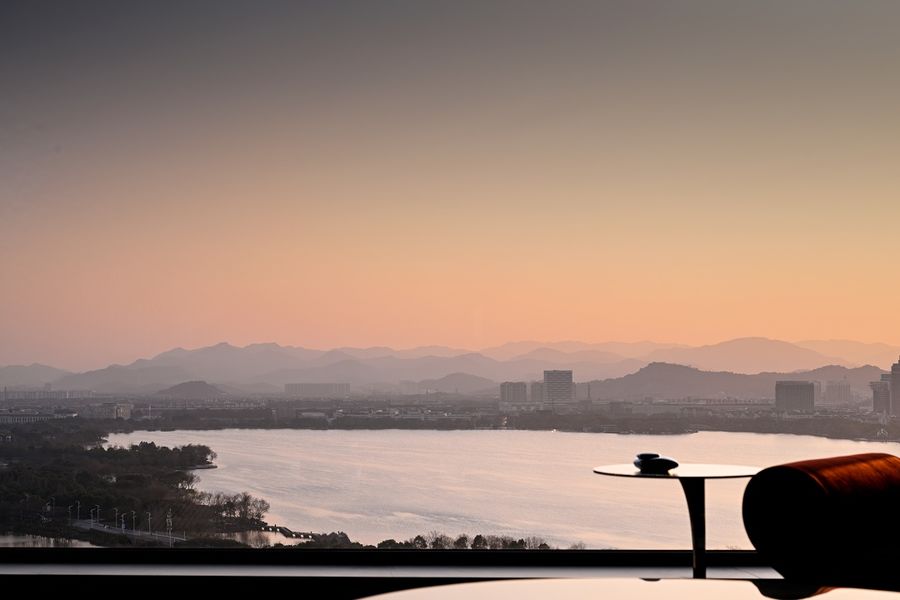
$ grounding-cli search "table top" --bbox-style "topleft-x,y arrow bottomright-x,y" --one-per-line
593,463 -> 761,479
362,578 -> 898,600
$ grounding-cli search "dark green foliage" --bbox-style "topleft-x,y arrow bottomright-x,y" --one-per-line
0,421 -> 265,543
305,531 -> 554,550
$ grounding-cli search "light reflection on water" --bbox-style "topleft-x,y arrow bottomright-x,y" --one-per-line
0,533 -> 98,548
215,530 -> 306,548
106,429 -> 900,549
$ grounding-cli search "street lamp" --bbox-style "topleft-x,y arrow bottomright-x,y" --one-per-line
94,505 -> 100,525
146,512 -> 152,535
75,500 -> 80,521
130,511 -> 137,531
166,509 -> 173,547
114,507 -> 119,527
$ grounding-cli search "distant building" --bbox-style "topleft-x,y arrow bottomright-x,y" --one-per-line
1,389 -> 94,402
544,370 -> 574,409
82,403 -> 132,420
813,381 -> 823,406
398,381 -> 420,395
892,357 -> 900,416
0,411 -> 54,424
530,381 -> 544,404
871,374 -> 891,414
285,383 -> 350,398
272,405 -> 297,420
500,382 -> 528,404
775,381 -> 815,412
823,380 -> 852,406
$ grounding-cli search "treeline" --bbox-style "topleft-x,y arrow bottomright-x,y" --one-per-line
109,414 -> 499,433
279,531 -> 558,550
0,420 -> 268,543
98,441 -> 216,469
692,414 -> 885,440
376,532 -> 554,550
99,405 -> 895,443
198,491 -> 270,529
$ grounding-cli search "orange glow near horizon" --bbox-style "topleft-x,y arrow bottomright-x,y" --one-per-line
2,3 -> 900,369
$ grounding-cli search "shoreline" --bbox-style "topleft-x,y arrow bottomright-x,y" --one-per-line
104,422 -> 900,445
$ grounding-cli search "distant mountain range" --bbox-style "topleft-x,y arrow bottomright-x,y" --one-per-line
1,337 -> 897,397
581,363 -> 886,401
642,338 -> 850,374
794,340 -> 900,369
156,380 -> 227,398
0,364 -> 71,388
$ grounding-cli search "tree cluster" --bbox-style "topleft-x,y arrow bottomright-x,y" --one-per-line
375,532 -> 551,550
198,491 -> 270,528
0,421 -> 268,544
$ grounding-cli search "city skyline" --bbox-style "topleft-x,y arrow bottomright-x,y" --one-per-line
3,2 -> 900,369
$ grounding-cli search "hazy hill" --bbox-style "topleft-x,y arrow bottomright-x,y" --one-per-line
144,341 -> 315,381
509,347 -> 627,364
259,359 -> 383,385
790,365 -> 886,389
394,345 -> 473,358
259,353 -> 505,385
29,338 -> 896,396
54,364 -> 194,395
795,340 -> 900,369
417,373 -> 498,395
0,364 -> 72,388
586,362 -> 885,401
500,357 -> 645,381
156,380 -> 227,398
644,337 -> 848,374
215,382 -> 282,395
332,346 -> 396,359
481,340 -> 680,360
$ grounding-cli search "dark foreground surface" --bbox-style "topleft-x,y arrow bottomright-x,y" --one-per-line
0,548 -> 774,598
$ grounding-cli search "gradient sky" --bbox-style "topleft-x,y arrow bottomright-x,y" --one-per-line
2,1 -> 900,370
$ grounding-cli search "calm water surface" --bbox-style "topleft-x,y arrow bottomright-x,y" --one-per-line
0,534 -> 97,548
106,429 -> 900,549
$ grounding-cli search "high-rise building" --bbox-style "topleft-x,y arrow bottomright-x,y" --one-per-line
530,381 -> 544,404
543,370 -> 574,408
824,380 -> 852,406
500,382 -> 528,404
871,374 -> 892,414
892,357 -> 900,416
775,381 -> 815,411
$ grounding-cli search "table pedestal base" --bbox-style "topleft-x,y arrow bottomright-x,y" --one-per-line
678,478 -> 706,578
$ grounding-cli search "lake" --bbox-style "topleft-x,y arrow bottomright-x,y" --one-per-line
0,533 -> 98,548
106,429 -> 900,549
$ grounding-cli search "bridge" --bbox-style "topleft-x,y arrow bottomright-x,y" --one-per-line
258,524 -> 316,540
72,519 -> 186,545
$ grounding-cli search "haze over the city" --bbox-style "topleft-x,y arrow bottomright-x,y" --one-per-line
3,1 -> 900,370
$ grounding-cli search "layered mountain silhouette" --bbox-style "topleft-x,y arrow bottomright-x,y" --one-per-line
0,364 -> 71,388
3,337 -> 897,396
582,363 -> 885,401
416,373 -> 498,395
156,380 -> 227,398
643,337 -> 851,373
795,340 -> 900,369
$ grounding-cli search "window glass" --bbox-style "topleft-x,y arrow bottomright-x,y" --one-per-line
2,1 -> 899,551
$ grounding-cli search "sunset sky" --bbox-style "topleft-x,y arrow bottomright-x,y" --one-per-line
2,1 -> 900,370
